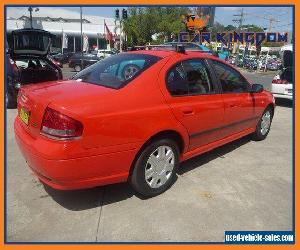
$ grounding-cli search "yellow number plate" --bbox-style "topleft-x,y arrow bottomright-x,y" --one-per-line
19,108 -> 30,125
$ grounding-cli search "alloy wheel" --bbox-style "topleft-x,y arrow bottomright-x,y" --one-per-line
145,145 -> 175,189
261,110 -> 271,135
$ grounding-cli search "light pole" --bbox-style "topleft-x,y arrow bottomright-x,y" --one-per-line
115,8 -> 128,52
80,7 -> 83,70
28,7 -> 39,29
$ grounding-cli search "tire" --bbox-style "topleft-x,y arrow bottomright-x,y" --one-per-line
252,107 -> 273,141
122,64 -> 141,81
74,65 -> 82,72
130,138 -> 180,197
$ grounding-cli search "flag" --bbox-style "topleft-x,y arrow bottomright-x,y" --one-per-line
83,33 -> 89,52
62,30 -> 68,49
104,20 -> 113,42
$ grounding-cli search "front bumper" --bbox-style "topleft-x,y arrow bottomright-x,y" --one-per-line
14,118 -> 138,190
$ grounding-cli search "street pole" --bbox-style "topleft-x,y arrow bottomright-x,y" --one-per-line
232,8 -> 244,64
61,30 -> 63,54
119,19 -> 123,52
28,7 -> 33,28
80,7 -> 83,70
73,36 -> 76,52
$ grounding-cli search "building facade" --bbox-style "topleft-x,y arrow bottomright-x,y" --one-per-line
6,11 -> 119,53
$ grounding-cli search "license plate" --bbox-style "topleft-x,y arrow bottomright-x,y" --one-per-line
19,108 -> 30,125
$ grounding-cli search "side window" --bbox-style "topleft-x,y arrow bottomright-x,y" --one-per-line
211,60 -> 250,93
166,59 -> 214,96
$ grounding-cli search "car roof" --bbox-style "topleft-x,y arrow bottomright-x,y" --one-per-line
127,49 -> 218,60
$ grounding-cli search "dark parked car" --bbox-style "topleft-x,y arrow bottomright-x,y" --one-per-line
52,52 -> 75,64
6,53 -> 20,108
68,53 -> 100,72
6,29 -> 63,108
244,57 -> 258,70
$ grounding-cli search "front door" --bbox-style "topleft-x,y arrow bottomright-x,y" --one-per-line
209,59 -> 256,137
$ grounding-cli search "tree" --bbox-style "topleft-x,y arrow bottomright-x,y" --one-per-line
123,7 -> 188,46
240,24 -> 264,32
224,24 -> 235,31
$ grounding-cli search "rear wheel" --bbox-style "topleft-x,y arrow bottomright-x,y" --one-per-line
252,107 -> 273,141
130,138 -> 179,197
74,65 -> 82,72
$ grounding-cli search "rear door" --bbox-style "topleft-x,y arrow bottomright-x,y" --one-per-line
209,59 -> 256,137
159,56 -> 225,151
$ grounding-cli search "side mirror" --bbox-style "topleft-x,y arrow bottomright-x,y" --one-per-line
250,84 -> 264,93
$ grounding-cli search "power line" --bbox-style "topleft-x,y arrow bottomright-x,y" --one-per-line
243,12 -> 280,31
272,22 -> 293,28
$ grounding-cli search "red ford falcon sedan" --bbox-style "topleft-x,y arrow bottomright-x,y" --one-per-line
15,47 -> 275,197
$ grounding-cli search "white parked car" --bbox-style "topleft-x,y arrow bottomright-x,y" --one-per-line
96,50 -> 116,59
271,67 -> 293,100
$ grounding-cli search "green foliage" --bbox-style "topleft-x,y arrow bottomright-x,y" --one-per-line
224,24 -> 236,31
240,24 -> 264,32
123,7 -> 188,46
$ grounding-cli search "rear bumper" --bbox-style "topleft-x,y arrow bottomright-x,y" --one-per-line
14,118 -> 138,190
273,93 -> 293,100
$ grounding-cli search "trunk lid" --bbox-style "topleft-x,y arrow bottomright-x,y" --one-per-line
11,29 -> 53,57
17,80 -> 116,138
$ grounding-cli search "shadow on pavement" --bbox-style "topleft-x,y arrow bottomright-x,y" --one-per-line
43,182 -> 134,211
43,135 -> 251,210
275,98 -> 293,108
178,136 -> 251,175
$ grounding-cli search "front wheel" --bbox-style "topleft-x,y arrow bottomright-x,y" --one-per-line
252,107 -> 273,141
130,138 -> 179,197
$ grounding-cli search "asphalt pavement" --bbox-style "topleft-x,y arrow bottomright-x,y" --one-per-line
6,66 -> 292,242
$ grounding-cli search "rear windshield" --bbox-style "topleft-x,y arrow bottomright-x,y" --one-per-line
72,53 -> 161,89
13,32 -> 51,55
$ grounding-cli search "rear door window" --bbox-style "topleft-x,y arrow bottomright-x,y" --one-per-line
166,59 -> 214,96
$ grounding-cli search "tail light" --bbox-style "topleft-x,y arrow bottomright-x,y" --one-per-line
41,107 -> 83,140
272,79 -> 288,84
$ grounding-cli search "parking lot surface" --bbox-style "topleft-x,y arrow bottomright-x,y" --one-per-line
6,69 -> 293,242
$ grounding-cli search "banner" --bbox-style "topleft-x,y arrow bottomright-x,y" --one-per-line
104,20 -> 113,42
83,33 -> 89,52
62,30 -> 68,49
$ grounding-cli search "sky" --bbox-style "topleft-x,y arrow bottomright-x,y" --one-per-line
6,6 -> 293,32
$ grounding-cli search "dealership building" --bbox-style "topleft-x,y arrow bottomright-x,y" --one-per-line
6,9 -> 119,53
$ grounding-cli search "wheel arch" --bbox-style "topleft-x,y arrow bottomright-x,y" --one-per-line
266,102 -> 275,117
128,129 -> 186,177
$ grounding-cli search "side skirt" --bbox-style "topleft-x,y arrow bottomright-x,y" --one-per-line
181,127 -> 255,162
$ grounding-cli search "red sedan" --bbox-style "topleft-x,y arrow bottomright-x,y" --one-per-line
15,48 -> 275,197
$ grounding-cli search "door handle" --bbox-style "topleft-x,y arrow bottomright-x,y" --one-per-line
181,108 -> 195,116
229,103 -> 239,108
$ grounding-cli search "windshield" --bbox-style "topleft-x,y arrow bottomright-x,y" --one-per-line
72,53 -> 161,89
